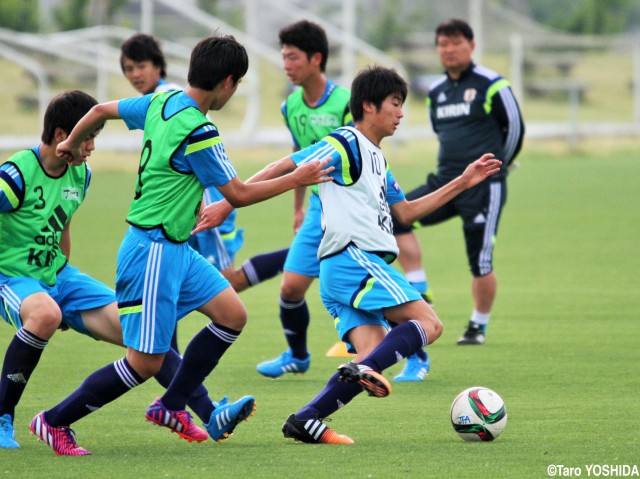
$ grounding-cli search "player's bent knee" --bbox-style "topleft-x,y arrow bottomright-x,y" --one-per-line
280,290 -> 305,302
23,308 -> 62,338
126,350 -> 164,380
422,315 -> 443,344
214,307 -> 247,331
280,281 -> 308,301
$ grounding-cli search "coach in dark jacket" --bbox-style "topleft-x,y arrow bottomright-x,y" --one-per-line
393,18 -> 524,361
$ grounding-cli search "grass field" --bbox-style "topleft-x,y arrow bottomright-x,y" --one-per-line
1,138 -> 639,478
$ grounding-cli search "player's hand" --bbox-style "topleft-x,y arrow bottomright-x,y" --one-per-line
56,139 -> 85,166
461,153 -> 502,188
191,199 -> 234,235
293,207 -> 305,234
293,158 -> 334,187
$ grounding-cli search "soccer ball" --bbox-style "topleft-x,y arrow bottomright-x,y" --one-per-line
450,386 -> 507,441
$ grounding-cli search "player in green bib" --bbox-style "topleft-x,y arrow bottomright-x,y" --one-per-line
256,20 -> 353,378
125,91 -> 212,241
120,33 -> 289,298
0,91 -> 111,450
0,91 -> 220,452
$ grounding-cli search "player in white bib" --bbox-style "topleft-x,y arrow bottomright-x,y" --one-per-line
245,66 -> 502,444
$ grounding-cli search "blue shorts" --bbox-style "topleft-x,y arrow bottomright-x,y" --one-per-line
187,226 -> 244,271
0,264 -> 115,337
319,245 -> 422,353
284,193 -> 322,277
188,199 -> 245,271
116,227 -> 230,354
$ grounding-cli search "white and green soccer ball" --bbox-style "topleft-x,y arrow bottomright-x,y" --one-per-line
450,386 -> 507,441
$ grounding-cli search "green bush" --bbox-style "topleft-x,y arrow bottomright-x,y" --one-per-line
0,0 -> 39,32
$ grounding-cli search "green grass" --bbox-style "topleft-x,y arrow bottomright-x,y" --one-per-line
1,138 -> 639,478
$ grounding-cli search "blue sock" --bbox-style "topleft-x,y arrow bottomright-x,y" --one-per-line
279,297 -> 310,360
361,320 -> 428,372
406,269 -> 434,303
409,280 -> 427,295
0,329 -> 47,418
45,357 -> 144,427
405,269 -> 428,294
242,248 -> 289,286
154,348 -> 214,423
161,323 -> 240,416
296,372 -> 361,420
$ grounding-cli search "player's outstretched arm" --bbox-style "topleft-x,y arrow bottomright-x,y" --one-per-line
192,156 -> 299,234
222,157 -> 333,208
392,153 -> 501,226
246,156 -> 298,183
56,102 -> 120,165
191,198 -> 233,234
192,158 -> 334,234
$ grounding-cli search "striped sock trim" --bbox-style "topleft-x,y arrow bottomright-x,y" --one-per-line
279,297 -> 306,309
113,358 -> 142,389
241,260 -> 259,286
408,320 -> 428,347
206,323 -> 240,344
16,328 -> 48,350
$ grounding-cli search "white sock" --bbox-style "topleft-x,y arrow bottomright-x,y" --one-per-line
471,310 -> 490,326
405,269 -> 427,283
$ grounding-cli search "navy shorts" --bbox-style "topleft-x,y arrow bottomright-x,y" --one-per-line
392,175 -> 507,276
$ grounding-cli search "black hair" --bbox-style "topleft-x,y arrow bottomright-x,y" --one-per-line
349,66 -> 407,122
120,33 -> 167,77
279,20 -> 329,72
187,35 -> 249,90
41,90 -> 99,145
435,18 -> 474,44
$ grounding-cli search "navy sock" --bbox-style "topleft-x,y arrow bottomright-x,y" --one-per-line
360,320 -> 428,372
390,322 -> 428,362
0,328 -> 47,418
161,323 -> 240,414
241,248 -> 289,286
45,358 -> 144,427
279,297 -> 310,359
296,372 -> 361,420
154,348 -> 214,423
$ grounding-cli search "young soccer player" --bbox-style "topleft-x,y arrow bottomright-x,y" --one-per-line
30,35 -> 332,456
256,20 -> 352,378
120,33 -> 289,295
198,21 -> 352,378
243,66 -> 501,444
0,91 -> 215,450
